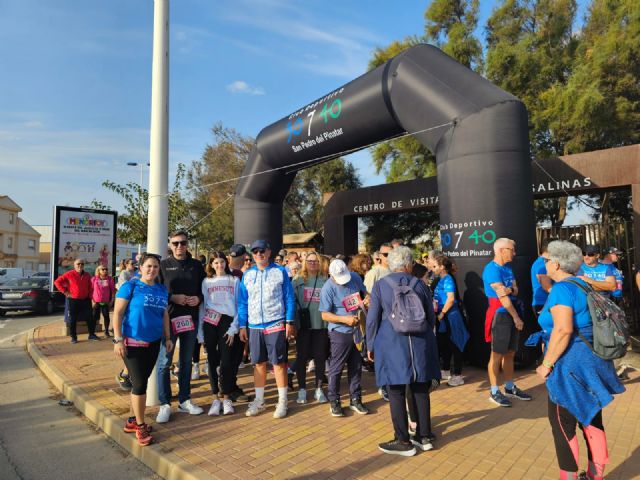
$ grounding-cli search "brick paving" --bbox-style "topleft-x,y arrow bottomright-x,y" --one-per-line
33,321 -> 640,479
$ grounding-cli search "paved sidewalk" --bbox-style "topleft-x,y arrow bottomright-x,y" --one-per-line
29,321 -> 640,480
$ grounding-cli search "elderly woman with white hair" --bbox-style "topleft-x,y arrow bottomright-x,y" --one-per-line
366,246 -> 440,457
532,240 -> 624,480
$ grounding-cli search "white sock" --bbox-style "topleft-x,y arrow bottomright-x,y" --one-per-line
255,387 -> 265,402
278,387 -> 288,403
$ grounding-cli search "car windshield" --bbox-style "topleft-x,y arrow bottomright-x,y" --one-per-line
3,278 -> 47,288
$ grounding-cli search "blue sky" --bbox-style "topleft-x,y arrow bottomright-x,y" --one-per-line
0,0 -> 590,227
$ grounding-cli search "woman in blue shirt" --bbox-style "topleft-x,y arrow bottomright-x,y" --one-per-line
534,241 -> 624,480
112,253 -> 172,446
433,255 -> 469,387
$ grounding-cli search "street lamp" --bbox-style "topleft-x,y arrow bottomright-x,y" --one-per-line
127,162 -> 150,254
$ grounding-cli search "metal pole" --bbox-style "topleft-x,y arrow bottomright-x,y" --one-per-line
146,0 -> 169,407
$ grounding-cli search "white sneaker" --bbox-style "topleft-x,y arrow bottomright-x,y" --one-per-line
208,399 -> 222,416
314,388 -> 328,403
448,375 -> 464,387
156,403 -> 171,423
223,399 -> 234,415
238,361 -> 246,369
191,363 -> 200,380
296,389 -> 307,404
178,399 -> 204,415
273,400 -> 288,419
440,370 -> 451,381
245,399 -> 266,417
306,359 -> 315,373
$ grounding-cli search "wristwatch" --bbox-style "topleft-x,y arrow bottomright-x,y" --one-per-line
112,336 -> 124,344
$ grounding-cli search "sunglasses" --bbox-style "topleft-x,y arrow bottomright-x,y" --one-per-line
244,259 -> 251,263
252,249 -> 266,254
171,240 -> 188,247
583,252 -> 597,257
380,253 -> 389,257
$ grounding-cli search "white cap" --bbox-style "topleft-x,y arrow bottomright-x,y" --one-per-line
329,259 -> 351,285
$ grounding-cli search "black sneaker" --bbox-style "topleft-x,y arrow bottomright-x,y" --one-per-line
70,337 -> 78,344
229,388 -> 249,402
410,435 -> 434,451
489,390 -> 512,407
504,386 -> 532,401
330,400 -> 344,417
104,331 -> 111,338
378,439 -> 416,457
88,334 -> 100,341
116,370 -> 133,391
349,399 -> 369,415
378,386 -> 389,402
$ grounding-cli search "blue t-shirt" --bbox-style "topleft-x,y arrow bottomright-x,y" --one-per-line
116,278 -> 169,342
319,272 -> 366,334
482,261 -> 515,313
531,256 -> 553,306
433,274 -> 457,312
577,262 -> 615,297
537,278 -> 592,335
607,264 -> 624,298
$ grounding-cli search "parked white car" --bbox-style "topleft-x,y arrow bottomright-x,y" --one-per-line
0,268 -> 32,286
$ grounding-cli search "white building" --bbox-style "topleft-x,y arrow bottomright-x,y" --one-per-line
0,196 -> 40,270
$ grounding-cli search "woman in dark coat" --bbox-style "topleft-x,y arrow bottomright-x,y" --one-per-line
366,246 -> 440,457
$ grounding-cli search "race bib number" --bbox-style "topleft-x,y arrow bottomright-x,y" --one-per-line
125,338 -> 150,347
264,322 -> 285,335
171,315 -> 195,334
203,309 -> 222,326
303,287 -> 321,303
342,292 -> 362,313
433,299 -> 439,312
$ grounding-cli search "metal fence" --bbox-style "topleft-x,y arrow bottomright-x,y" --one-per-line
536,222 -> 638,333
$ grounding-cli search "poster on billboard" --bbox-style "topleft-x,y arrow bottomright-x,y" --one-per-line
51,206 -> 118,290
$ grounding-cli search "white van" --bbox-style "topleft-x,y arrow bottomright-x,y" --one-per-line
0,268 -> 29,286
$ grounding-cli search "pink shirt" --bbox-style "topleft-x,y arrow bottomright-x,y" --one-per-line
91,276 -> 115,303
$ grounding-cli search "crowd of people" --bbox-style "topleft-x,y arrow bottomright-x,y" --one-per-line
55,230 -> 630,478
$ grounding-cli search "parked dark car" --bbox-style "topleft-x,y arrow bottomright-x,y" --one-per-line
0,278 -> 65,316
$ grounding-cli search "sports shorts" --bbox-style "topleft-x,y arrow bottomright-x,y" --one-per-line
491,311 -> 519,354
249,322 -> 288,365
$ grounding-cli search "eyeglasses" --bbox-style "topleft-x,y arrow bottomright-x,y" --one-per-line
252,249 -> 266,254
171,240 -> 188,247
380,252 -> 389,257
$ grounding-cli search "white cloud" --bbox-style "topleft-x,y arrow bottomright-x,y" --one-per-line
226,80 -> 265,96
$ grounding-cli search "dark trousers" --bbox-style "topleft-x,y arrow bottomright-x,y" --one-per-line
327,330 -> 362,402
389,383 -> 432,443
437,331 -> 463,375
202,316 -> 237,396
92,303 -> 110,332
193,338 -> 202,363
295,328 -> 328,390
157,323 -> 197,405
123,341 -> 161,395
68,298 -> 93,338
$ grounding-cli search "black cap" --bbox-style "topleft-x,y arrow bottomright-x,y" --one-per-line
250,239 -> 271,252
606,246 -> 622,255
583,245 -> 600,255
229,244 -> 247,258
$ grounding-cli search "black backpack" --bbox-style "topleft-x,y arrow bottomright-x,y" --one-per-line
382,276 -> 427,334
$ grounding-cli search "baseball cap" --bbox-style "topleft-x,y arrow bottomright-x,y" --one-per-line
583,245 -> 600,255
329,259 -> 352,285
229,244 -> 247,258
606,246 -> 622,255
250,239 -> 271,252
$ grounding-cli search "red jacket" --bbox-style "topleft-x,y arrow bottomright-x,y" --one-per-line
54,270 -> 93,300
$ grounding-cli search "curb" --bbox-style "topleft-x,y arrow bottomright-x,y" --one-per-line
27,326 -> 217,480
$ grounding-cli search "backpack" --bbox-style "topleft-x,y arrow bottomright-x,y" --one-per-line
382,275 -> 427,334
564,279 -> 629,360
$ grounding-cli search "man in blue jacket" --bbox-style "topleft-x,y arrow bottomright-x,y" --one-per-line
238,240 -> 296,419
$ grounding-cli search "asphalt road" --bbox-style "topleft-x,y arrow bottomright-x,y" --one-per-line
0,311 -> 159,480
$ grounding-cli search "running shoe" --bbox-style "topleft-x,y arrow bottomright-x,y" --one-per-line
70,337 -> 78,344
448,375 -> 464,387
223,399 -> 234,415
156,404 -> 171,423
116,370 -> 133,391
330,400 -> 344,417
296,389 -> 307,404
349,398 -> 369,415
124,417 -> 153,433
191,363 -> 200,380
88,334 -> 100,341
273,401 -> 288,419
410,435 -> 434,451
208,399 -> 222,416
178,399 -> 204,415
378,439 -> 416,457
245,399 -> 266,417
306,359 -> 315,373
104,331 -> 111,338
314,388 -> 328,403
504,386 -> 532,401
230,388 -> 249,402
489,391 -> 512,407
135,423 -> 153,446
378,386 -> 389,402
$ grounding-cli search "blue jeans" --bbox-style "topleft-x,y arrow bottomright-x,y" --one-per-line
156,326 -> 197,405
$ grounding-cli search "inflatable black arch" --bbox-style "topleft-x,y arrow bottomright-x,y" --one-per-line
234,44 -> 537,342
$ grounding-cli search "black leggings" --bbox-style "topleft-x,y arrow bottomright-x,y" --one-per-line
548,397 -> 607,475
388,383 -> 432,443
437,331 -> 463,375
123,340 -> 161,395
92,303 -> 110,332
295,329 -> 328,390
203,315 -> 237,396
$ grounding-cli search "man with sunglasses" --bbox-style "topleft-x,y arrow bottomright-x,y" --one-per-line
601,247 -> 625,306
156,231 -> 206,423
54,258 -> 97,343
364,243 -> 392,293
238,240 -> 296,419
577,245 -> 616,297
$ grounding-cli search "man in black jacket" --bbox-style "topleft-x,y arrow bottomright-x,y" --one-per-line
156,231 -> 206,423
